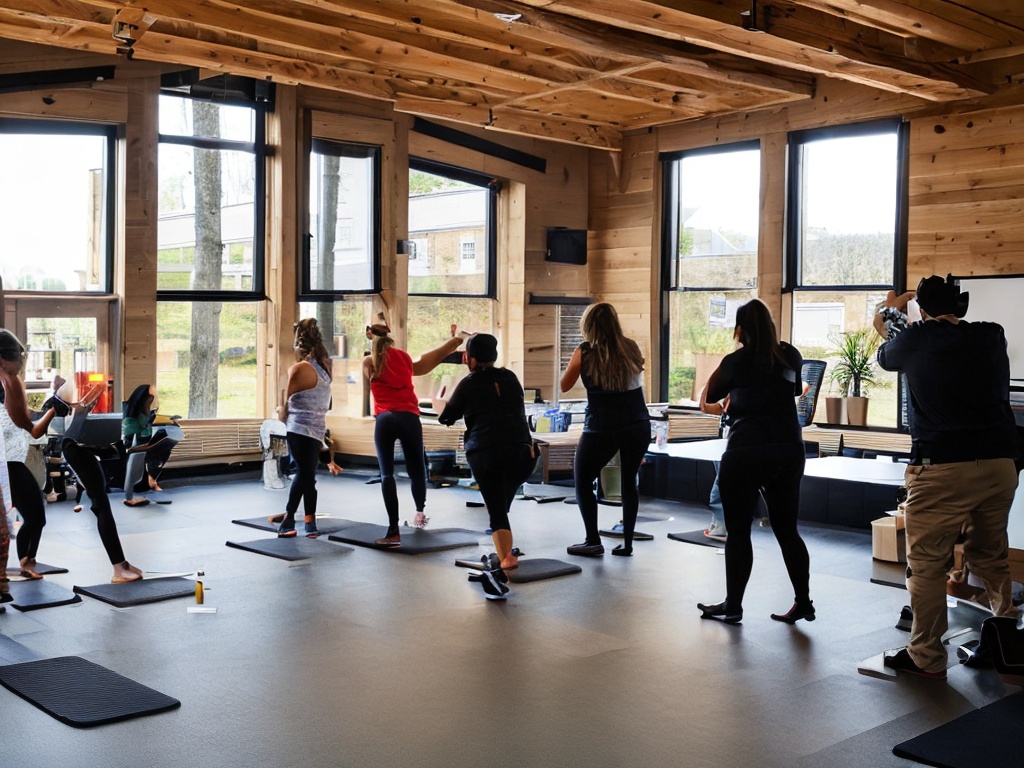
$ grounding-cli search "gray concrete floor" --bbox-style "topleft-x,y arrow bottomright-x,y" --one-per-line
0,470 -> 1015,768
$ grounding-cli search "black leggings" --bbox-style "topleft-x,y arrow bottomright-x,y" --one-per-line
573,420 -> 651,550
718,443 -> 809,609
373,410 -> 427,535
8,461 -> 45,562
467,443 -> 535,532
284,432 -> 321,519
61,439 -> 126,565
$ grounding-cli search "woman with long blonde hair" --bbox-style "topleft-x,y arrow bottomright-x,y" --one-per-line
363,318 -> 462,547
560,302 -> 650,557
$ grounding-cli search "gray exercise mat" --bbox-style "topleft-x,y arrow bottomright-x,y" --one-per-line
0,655 -> 180,727
509,558 -> 581,583
231,516 -> 359,535
328,524 -> 481,554
6,562 -> 68,576
73,577 -> 196,607
668,530 -> 726,548
8,580 -> 82,611
454,557 -> 582,583
226,537 -> 354,561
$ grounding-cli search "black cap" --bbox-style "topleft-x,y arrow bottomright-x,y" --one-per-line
465,333 -> 498,363
916,274 -> 969,318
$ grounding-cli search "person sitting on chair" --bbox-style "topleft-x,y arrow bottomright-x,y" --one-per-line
122,384 -> 180,507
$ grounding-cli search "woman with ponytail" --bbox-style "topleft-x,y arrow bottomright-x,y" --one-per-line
696,299 -> 813,626
560,302 -> 650,558
274,318 -> 341,538
363,319 -> 462,547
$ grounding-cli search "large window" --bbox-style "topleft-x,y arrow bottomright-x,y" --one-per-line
786,120 -> 907,427
407,159 -> 497,350
0,119 -> 115,293
156,92 -> 266,418
661,143 -> 760,403
156,302 -> 258,418
304,140 -> 380,296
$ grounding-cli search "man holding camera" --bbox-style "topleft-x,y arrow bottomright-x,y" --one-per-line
873,275 -> 1019,679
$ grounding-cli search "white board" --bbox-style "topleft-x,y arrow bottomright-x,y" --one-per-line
956,275 -> 1024,383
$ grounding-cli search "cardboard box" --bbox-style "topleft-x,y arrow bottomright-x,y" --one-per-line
872,514 -> 906,563
1009,548 -> 1024,585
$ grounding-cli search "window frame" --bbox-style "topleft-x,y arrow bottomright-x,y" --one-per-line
0,117 -> 117,295
300,138 -> 382,300
783,118 -> 909,294
658,140 -> 761,401
155,92 -> 268,303
408,157 -> 498,299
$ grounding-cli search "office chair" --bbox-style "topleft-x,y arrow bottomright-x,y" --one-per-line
797,359 -> 827,428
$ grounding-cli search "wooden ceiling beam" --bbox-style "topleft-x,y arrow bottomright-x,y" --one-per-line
789,0 -> 1024,51
451,0 -> 815,98
393,94 -> 622,149
507,0 -> 991,100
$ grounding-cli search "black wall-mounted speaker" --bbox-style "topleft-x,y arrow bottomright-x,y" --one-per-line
546,228 -> 587,265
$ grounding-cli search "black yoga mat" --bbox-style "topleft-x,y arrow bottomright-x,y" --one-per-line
8,580 -> 81,612
6,562 -> 68,576
599,524 -> 654,541
668,530 -> 726,549
870,560 -> 908,589
892,692 -> 1024,768
520,484 -> 572,503
231,516 -> 358,535
0,634 -> 42,665
73,577 -> 196,607
454,557 -> 582,582
0,656 -> 180,727
225,537 -> 354,561
329,524 -> 481,554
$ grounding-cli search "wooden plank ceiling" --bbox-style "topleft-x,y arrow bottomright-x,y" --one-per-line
0,0 -> 1023,150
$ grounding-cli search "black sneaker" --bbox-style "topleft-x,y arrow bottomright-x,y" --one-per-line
566,542 -> 605,557
895,605 -> 913,632
469,569 -> 509,600
883,648 -> 946,679
277,519 -> 297,538
698,601 -> 743,624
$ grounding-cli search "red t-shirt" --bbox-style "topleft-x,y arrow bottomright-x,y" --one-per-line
369,348 -> 420,415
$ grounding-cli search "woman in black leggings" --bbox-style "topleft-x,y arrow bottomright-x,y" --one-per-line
438,334 -> 534,599
0,330 -> 57,581
560,303 -> 651,557
363,320 -> 461,547
696,299 -> 812,625
59,383 -> 143,584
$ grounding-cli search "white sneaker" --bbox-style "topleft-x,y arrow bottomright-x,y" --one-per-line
412,511 -> 429,528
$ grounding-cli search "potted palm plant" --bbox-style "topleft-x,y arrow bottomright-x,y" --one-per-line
828,329 -> 880,426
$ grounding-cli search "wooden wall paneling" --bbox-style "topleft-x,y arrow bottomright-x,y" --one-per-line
265,86 -> 300,415
502,181 -> 527,378
120,77 -> 158,397
759,132 -> 788,333
908,101 -> 1024,277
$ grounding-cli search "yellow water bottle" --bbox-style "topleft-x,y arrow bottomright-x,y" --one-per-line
195,569 -> 205,605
